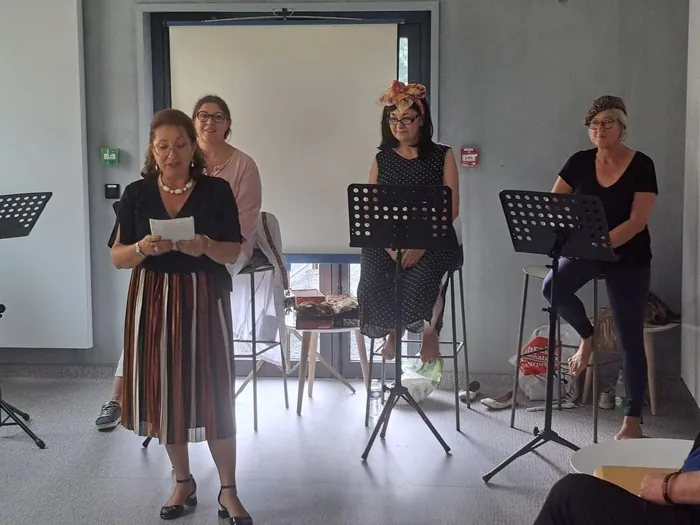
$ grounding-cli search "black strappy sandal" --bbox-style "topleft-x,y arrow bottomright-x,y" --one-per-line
217,485 -> 253,525
160,475 -> 197,520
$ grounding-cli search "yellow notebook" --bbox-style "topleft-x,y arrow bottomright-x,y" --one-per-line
593,466 -> 678,494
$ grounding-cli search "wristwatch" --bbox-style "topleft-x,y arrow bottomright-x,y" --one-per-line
135,241 -> 146,258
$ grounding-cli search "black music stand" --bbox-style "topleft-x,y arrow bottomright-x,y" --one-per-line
482,190 -> 616,482
0,191 -> 52,449
348,183 -> 455,459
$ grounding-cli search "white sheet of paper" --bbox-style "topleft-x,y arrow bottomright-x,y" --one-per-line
149,217 -> 195,242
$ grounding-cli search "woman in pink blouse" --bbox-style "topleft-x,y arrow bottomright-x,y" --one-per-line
192,95 -> 262,271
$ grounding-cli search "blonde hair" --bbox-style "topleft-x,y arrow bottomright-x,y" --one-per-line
604,108 -> 628,141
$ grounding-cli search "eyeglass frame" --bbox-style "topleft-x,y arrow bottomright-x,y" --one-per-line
388,115 -> 419,127
195,111 -> 227,124
588,118 -> 618,131
152,141 -> 194,157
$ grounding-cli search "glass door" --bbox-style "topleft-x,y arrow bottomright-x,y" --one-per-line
234,262 -> 334,378
287,262 -> 335,379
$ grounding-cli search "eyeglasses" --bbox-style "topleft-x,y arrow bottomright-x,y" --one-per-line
588,118 -> 617,130
388,115 -> 418,127
196,111 -> 226,124
153,142 -> 191,156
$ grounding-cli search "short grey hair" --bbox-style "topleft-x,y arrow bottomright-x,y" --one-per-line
604,108 -> 628,141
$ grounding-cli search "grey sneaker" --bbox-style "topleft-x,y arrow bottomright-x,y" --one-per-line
598,392 -> 615,410
95,400 -> 121,431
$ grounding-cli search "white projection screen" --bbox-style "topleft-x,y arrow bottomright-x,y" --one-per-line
0,0 -> 92,348
169,23 -> 398,256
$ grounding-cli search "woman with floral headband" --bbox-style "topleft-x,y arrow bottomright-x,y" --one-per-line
356,80 -> 461,363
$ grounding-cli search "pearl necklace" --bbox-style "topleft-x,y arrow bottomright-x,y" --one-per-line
159,176 -> 194,195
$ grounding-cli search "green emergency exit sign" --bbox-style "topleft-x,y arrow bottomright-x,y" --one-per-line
100,148 -> 120,166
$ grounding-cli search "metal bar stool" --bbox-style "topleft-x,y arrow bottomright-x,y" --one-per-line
509,266 -> 602,442
232,251 -> 289,432
364,267 -> 470,431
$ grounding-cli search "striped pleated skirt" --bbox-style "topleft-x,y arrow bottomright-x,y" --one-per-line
120,268 -> 236,445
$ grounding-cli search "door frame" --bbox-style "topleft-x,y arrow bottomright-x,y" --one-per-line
135,2 -> 441,165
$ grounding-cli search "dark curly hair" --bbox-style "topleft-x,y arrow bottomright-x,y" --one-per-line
141,109 -> 207,179
192,94 -> 233,139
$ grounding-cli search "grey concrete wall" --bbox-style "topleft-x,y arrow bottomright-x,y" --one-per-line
0,0 -> 688,377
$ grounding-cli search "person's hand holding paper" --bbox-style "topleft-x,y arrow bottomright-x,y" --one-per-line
149,217 -> 195,242
148,216 -> 211,257
176,235 -> 208,257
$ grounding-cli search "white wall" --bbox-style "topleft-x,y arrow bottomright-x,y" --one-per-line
683,0 -> 700,404
0,0 -> 92,348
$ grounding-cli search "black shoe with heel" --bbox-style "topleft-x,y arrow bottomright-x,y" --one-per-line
160,475 -> 197,520
217,485 -> 253,525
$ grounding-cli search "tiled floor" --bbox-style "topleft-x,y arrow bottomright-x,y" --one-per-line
0,373 -> 697,524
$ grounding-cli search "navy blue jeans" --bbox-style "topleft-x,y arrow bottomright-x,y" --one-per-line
542,258 -> 650,417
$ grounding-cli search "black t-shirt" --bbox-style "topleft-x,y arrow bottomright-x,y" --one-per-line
559,148 -> 658,266
114,176 -> 242,291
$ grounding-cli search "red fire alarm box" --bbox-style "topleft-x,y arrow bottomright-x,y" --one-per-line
460,147 -> 479,167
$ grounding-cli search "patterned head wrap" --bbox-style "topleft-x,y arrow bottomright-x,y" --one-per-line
378,80 -> 427,114
584,95 -> 627,127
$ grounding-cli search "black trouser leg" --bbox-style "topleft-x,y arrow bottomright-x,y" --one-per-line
604,265 -> 650,418
542,258 -> 601,339
533,474 -> 695,525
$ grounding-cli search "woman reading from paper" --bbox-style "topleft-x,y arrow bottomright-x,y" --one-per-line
111,108 -> 253,524
96,95 -> 262,431
356,81 -> 461,363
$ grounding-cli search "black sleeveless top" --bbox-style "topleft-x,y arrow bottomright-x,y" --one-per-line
376,143 -> 460,252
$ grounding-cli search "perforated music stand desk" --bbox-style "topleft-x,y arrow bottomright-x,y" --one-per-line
482,190 -> 615,482
348,183 -> 455,459
0,191 -> 52,449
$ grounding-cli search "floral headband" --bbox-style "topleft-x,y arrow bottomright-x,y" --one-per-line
378,80 -> 426,114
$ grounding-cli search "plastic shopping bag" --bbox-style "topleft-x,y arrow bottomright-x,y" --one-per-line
508,324 -> 580,401
400,355 -> 444,403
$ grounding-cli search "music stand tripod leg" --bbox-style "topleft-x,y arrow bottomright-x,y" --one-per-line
483,250 -> 576,482
0,399 -> 45,449
379,388 -> 399,439
2,400 -> 28,419
362,390 -> 398,460
402,389 -> 451,451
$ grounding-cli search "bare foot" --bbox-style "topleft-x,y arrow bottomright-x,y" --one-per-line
615,417 -> 643,440
382,329 -> 405,360
419,329 -> 439,364
568,337 -> 593,376
382,331 -> 396,361
219,486 -> 250,519
382,331 -> 396,360
164,476 -> 195,507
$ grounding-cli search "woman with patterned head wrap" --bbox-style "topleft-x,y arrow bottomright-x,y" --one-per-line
542,95 -> 658,440
356,81 -> 462,364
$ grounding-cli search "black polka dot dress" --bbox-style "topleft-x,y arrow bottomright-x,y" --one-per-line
357,143 -> 463,339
